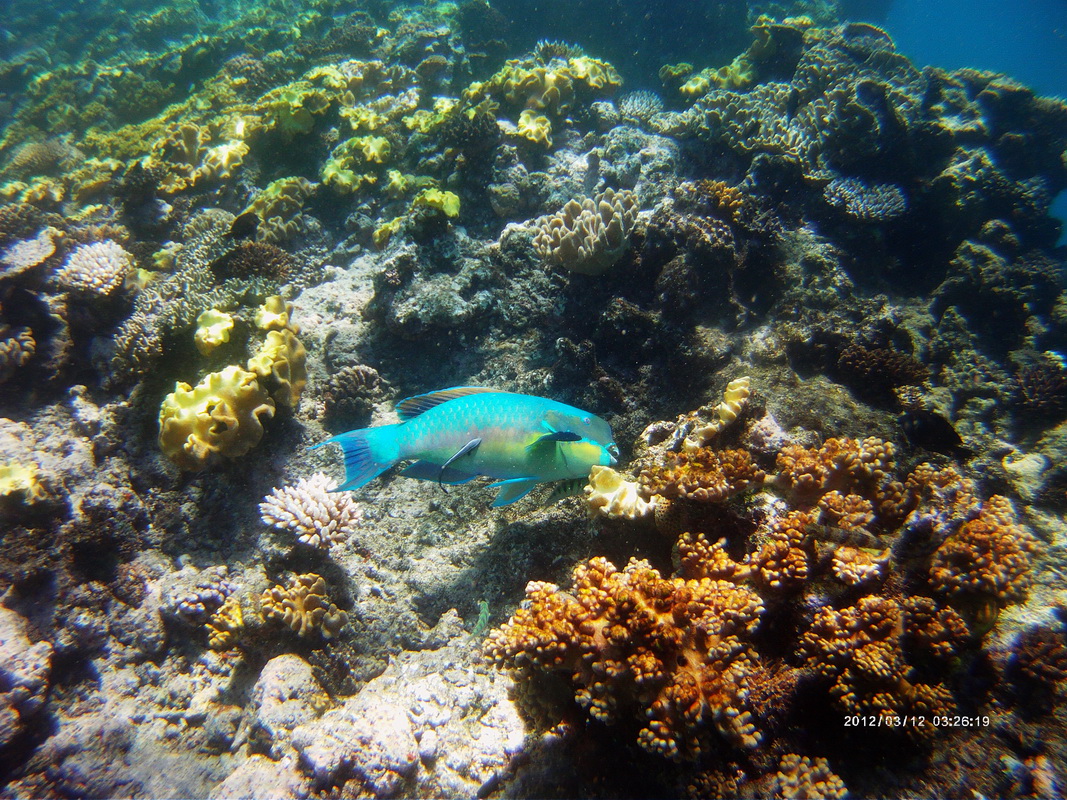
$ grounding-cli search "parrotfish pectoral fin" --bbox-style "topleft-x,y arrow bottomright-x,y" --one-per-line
400,461 -> 478,485
525,430 -> 581,454
317,427 -> 397,492
488,477 -> 540,507
395,386 -> 500,421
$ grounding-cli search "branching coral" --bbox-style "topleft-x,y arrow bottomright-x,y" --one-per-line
639,447 -> 766,504
928,495 -> 1037,611
260,573 -> 347,639
532,188 -> 638,275
260,472 -> 363,550
485,557 -> 765,760
770,754 -> 848,800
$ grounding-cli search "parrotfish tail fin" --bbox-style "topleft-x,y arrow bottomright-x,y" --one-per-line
313,426 -> 401,492
488,477 -> 540,507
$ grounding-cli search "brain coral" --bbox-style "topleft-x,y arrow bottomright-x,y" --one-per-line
158,365 -> 276,470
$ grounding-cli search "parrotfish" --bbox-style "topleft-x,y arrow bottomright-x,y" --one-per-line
315,386 -> 619,506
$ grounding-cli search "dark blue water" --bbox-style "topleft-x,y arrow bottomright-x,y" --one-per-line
879,0 -> 1067,242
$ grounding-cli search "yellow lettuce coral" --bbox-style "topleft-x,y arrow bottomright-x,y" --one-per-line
193,309 -> 234,356
517,109 -> 552,146
247,329 -> 307,408
411,188 -> 460,218
0,461 -> 46,503
254,296 -> 295,332
158,365 -> 275,470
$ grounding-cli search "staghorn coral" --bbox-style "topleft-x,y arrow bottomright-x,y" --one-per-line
902,596 -> 970,662
260,472 -> 363,550
158,365 -> 276,471
485,556 -> 764,760
54,240 -> 134,297
770,754 -> 848,800
532,188 -> 638,275
260,573 -> 347,639
749,509 -> 814,591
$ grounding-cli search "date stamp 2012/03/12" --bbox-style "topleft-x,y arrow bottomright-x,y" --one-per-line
844,715 -> 992,728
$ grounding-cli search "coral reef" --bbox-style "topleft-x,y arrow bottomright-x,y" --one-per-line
158,365 -> 275,471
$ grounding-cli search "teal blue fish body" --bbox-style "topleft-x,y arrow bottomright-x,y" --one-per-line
317,387 -> 618,506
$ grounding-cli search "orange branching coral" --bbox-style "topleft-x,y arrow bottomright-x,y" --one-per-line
484,556 -> 765,760
830,545 -> 889,587
798,595 -> 954,721
749,510 -> 814,592
771,753 -> 848,800
903,596 -> 970,661
774,436 -> 896,503
639,448 -> 766,503
816,490 -> 874,529
675,532 -> 746,581
928,495 -> 1036,610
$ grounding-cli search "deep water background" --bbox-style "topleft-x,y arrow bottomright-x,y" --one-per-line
875,0 -> 1067,242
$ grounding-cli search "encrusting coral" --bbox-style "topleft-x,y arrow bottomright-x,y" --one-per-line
533,188 -> 638,275
260,472 -> 363,550
260,573 -> 347,639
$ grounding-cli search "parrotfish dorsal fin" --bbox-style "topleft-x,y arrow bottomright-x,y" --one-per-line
395,386 -> 500,421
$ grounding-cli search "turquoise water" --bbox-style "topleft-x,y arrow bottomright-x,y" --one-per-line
1,1 -> 1066,798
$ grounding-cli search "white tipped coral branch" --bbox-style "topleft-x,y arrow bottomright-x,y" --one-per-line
260,472 -> 363,549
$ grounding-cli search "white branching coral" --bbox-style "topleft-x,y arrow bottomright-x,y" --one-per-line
54,240 -> 134,296
260,472 -> 363,549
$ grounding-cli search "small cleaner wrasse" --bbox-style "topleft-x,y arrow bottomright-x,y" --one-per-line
315,386 -> 619,506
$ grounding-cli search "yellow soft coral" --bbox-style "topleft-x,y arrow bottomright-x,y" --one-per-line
254,296 -> 295,332
0,461 -> 46,503
193,309 -> 234,356
247,329 -> 307,407
158,365 -> 275,470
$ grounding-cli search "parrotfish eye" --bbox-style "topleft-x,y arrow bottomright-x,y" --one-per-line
581,415 -> 592,426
